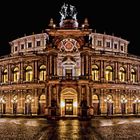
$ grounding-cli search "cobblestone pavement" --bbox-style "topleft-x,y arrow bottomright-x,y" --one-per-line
0,118 -> 140,140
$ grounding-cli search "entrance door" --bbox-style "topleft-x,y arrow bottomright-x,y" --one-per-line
65,99 -> 73,115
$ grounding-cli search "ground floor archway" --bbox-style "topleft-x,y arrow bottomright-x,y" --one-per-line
60,88 -> 78,116
38,94 -> 46,115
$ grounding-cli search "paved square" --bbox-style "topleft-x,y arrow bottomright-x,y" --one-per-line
0,118 -> 140,139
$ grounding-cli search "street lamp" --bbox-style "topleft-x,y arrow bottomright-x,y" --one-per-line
104,97 -> 113,116
120,97 -> 127,115
25,97 -> 34,116
0,97 -> 6,117
11,98 -> 18,115
134,98 -> 140,116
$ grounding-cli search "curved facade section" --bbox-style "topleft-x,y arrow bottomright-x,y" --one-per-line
90,33 -> 129,54
10,33 -> 48,55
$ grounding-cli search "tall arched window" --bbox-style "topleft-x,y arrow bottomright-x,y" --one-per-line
119,67 -> 126,82
3,69 -> 8,83
39,65 -> 46,81
11,95 -> 18,114
131,69 -> 136,83
25,66 -> 33,81
39,94 -> 46,114
25,95 -> 33,115
105,66 -> 113,81
92,95 -> 99,103
13,67 -> 19,82
92,94 -> 100,115
92,65 -> 99,81
104,95 -> 113,115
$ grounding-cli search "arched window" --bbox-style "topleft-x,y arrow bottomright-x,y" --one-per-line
119,67 -> 126,82
92,65 -> 99,81
39,94 -> 46,115
11,95 -> 18,114
25,95 -> 34,115
12,95 -> 18,101
25,95 -> 32,101
92,95 -> 99,103
105,66 -> 113,81
92,94 -> 100,115
13,67 -> 19,82
105,95 -> 113,101
25,66 -> 33,81
131,69 -> 136,83
3,69 -> 8,83
120,95 -> 127,103
120,95 -> 127,114
39,65 -> 46,81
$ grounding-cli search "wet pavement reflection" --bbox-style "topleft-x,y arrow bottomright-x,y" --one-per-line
0,118 -> 140,139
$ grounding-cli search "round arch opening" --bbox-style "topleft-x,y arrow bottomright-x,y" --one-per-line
60,88 -> 78,116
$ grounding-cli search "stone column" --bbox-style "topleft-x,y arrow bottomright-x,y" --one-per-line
44,87 -> 48,107
50,55 -> 52,75
77,85 -> 81,116
34,60 -> 38,82
100,60 -> 104,82
44,87 -> 48,115
56,85 -> 60,106
90,88 -> 93,107
81,54 -> 84,76
32,89 -> 38,115
89,56 -> 92,80
100,89 -> 106,114
8,64 -> 11,84
78,85 -> 81,106
54,56 -> 57,76
115,61 -> 118,83
127,90 -> 132,114
56,85 -> 60,116
86,85 -> 90,106
18,90 -> 24,114
6,91 -> 12,114
20,61 -> 24,82
127,63 -> 130,83
115,90 -> 120,114
48,85 -> 52,107
86,55 -> 89,77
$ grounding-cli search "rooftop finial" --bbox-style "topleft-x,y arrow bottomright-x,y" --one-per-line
48,18 -> 54,27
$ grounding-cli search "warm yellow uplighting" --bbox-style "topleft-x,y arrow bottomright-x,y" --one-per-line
73,101 -> 77,107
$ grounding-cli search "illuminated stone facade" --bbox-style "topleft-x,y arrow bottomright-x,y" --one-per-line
0,4 -> 140,117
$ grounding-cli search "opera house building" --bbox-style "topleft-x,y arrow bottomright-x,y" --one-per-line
0,4 -> 140,118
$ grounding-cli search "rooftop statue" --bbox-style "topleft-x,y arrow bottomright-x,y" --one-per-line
59,3 -> 77,21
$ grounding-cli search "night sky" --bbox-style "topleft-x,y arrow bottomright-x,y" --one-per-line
0,0 -> 139,56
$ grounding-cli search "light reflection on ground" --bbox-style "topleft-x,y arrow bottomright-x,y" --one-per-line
0,118 -> 140,139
